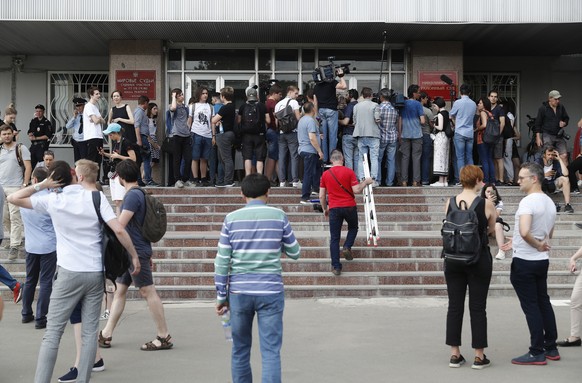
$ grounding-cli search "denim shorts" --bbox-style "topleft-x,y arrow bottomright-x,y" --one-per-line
266,128 -> 279,160
191,133 -> 212,160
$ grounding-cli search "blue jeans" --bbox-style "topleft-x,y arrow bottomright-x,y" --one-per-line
510,258 -> 558,355
0,265 -> 17,290
300,152 -> 320,200
141,135 -> 153,183
35,267 -> 103,383
378,141 -> 397,185
21,251 -> 57,324
421,133 -> 433,184
329,206 -> 359,270
453,134 -> 474,172
229,292 -> 285,383
341,134 -> 359,171
318,108 -> 338,162
266,128 -> 279,161
278,133 -> 299,183
356,137 -> 380,181
477,143 -> 495,183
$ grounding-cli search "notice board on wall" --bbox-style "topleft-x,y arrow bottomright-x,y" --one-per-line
417,71 -> 458,100
115,70 -> 156,100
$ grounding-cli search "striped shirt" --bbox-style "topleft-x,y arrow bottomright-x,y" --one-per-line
214,200 -> 300,304
378,101 -> 398,144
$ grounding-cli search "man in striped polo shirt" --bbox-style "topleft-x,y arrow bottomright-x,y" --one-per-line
215,173 -> 301,383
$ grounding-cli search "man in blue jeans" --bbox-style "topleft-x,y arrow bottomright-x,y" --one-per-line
450,84 -> 477,180
319,150 -> 372,275
215,173 -> 300,383
297,103 -> 324,204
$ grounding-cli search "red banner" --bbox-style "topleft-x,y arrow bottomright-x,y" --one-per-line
115,70 -> 156,100
417,71 -> 458,100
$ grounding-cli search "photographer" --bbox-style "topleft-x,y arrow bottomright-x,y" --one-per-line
537,145 -> 573,213
535,90 -> 570,165
313,67 -> 347,163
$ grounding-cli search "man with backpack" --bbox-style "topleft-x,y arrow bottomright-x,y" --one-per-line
99,159 -> 172,352
275,85 -> 302,187
0,124 -> 32,260
238,86 -> 270,176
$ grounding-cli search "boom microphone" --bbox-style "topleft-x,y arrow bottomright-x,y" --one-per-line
440,74 -> 453,85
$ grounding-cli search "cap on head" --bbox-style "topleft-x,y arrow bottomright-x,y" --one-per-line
246,86 -> 258,101
103,123 -> 122,135
73,97 -> 87,106
35,104 -> 45,111
548,90 -> 561,99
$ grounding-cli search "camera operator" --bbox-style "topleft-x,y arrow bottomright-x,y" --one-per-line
313,67 -> 347,163
535,90 -> 570,165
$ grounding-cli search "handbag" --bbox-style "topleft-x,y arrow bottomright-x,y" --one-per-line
91,191 -> 130,290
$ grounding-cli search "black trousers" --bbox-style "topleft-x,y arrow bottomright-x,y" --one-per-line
444,249 -> 492,349
172,135 -> 192,183
29,142 -> 49,169
85,138 -> 103,180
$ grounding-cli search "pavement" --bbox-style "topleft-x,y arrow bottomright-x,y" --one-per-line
0,296 -> 580,383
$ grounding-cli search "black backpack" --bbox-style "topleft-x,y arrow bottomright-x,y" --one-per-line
441,197 -> 484,265
482,111 -> 501,144
275,99 -> 298,133
438,111 -> 454,139
241,101 -> 263,135
502,117 -> 515,139
129,187 -> 167,243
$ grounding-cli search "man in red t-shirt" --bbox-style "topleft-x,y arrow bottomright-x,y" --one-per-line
319,149 -> 373,275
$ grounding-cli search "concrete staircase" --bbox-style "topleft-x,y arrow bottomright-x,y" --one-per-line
2,186 -> 581,301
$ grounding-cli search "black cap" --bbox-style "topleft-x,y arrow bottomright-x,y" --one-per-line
73,97 -> 87,106
35,104 -> 45,110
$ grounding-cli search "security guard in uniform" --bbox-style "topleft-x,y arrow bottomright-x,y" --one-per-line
28,104 -> 53,169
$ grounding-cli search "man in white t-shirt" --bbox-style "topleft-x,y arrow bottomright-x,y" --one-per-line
501,162 -> 559,365
187,87 -> 213,186
8,159 -> 140,383
82,86 -> 106,180
274,85 -> 302,187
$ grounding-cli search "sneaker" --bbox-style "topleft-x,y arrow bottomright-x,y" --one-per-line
100,309 -> 110,321
311,191 -> 319,196
556,203 -> 561,213
342,248 -> 353,261
472,355 -> 491,369
8,247 -> 19,261
449,354 -> 466,368
511,352 -> 547,365
184,180 -> 193,187
430,182 -> 444,187
371,181 -> 380,188
292,181 -> 302,188
571,189 -> 580,195
332,268 -> 341,276
145,181 -> 160,187
455,182 -> 462,186
495,250 -> 506,260
13,282 -> 22,304
92,358 -> 105,372
279,182 -> 287,187
299,199 -> 312,205
544,349 -> 560,361
564,204 -> 574,214
58,367 -> 78,383
174,180 -> 184,188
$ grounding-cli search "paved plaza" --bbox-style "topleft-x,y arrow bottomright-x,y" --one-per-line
0,296 -> 580,382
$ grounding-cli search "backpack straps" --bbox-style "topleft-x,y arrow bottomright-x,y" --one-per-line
91,191 -> 105,225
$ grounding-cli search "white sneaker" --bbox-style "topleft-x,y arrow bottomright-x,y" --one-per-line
372,181 -> 380,188
292,181 -> 302,188
175,180 -> 184,188
279,182 -> 287,187
495,250 -> 506,260
184,180 -> 193,187
430,182 -> 444,187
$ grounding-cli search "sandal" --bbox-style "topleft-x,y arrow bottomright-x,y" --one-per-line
98,331 -> 112,348
141,334 -> 173,351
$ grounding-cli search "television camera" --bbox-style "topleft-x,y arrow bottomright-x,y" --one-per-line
312,56 -> 351,83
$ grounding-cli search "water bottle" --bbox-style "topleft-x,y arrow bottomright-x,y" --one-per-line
221,310 -> 233,342
219,123 -> 224,134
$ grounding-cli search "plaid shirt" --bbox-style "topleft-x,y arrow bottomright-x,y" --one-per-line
378,101 -> 398,144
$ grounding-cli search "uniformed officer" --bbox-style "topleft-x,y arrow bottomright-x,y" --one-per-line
28,104 -> 53,168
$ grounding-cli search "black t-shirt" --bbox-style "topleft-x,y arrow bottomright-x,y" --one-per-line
217,103 -> 236,132
110,138 -> 134,168
314,80 -> 339,110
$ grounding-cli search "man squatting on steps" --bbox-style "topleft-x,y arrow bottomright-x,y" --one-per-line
319,150 -> 373,276
214,173 -> 301,383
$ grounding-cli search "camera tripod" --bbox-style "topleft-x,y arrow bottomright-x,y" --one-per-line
362,154 -> 380,246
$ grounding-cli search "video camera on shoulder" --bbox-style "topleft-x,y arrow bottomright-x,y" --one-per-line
312,56 -> 351,83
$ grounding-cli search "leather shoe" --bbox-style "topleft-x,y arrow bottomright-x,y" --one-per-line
557,338 -> 581,347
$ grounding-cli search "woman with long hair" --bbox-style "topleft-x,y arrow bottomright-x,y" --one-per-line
475,97 -> 495,184
481,183 -> 510,260
444,165 -> 496,369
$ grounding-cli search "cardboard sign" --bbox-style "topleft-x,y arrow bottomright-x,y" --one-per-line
115,70 -> 156,100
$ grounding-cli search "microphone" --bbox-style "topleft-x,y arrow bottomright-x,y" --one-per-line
440,74 -> 453,85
